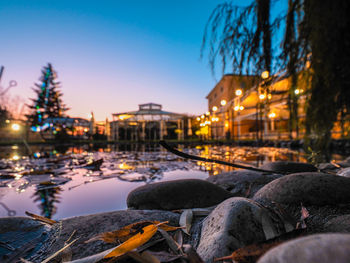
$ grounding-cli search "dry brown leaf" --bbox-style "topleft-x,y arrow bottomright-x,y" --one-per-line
85,220 -> 181,244
147,251 -> 183,262
127,251 -> 161,263
25,211 -> 57,225
261,211 -> 278,240
179,209 -> 193,235
214,229 -> 306,263
104,222 -> 167,259
41,238 -> 78,263
158,229 -> 183,255
183,244 -> 204,263
214,241 -> 279,263
298,203 -> 310,229
174,230 -> 183,248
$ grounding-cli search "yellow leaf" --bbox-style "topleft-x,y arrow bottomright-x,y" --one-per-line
104,223 -> 164,259
25,211 -> 57,225
86,220 -> 180,244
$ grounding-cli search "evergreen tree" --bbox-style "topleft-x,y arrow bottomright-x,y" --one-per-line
26,63 -> 68,130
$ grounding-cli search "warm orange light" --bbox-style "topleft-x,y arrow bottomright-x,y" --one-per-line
234,106 -> 239,111
235,89 -> 243,96
220,100 -> 227,106
212,106 -> 218,112
261,71 -> 269,79
118,114 -> 132,121
268,112 -> 276,118
268,94 -> 272,99
295,89 -> 301,95
196,117 -> 200,121
239,106 -> 244,111
259,94 -> 266,100
201,115 -> 205,119
11,123 -> 20,131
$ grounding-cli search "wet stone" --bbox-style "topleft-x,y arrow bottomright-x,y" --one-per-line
127,179 -> 233,210
253,172 -> 350,205
323,215 -> 350,233
257,233 -> 350,263
260,161 -> 317,174
206,170 -> 283,198
0,217 -> 51,261
196,197 -> 281,262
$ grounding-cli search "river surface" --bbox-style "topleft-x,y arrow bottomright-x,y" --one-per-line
0,143 -> 344,220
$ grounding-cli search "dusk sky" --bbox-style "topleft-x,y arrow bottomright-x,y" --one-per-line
0,0 -> 252,121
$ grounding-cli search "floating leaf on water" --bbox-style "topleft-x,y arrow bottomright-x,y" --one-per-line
179,209 -> 193,235
104,222 -> 167,259
25,211 -> 57,225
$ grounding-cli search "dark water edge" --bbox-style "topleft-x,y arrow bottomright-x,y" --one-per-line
1,139 -> 349,160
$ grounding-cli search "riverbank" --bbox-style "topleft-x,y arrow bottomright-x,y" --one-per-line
2,159 -> 350,262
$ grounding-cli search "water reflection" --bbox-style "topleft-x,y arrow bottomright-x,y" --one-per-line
32,185 -> 61,219
0,143 -> 345,219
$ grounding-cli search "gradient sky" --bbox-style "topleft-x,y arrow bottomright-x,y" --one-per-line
0,0 -> 256,121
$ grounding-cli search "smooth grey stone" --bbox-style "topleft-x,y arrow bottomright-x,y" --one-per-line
324,215 -> 350,233
258,233 -> 350,263
197,197 -> 282,262
260,161 -> 317,174
127,179 -> 233,210
207,170 -> 283,198
253,172 -> 350,205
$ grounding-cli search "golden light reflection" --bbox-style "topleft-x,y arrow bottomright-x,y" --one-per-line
261,70 -> 269,79
119,163 -> 134,170
12,154 -> 20,161
118,114 -> 133,121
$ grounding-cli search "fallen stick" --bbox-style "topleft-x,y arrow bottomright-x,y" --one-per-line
159,140 -> 286,174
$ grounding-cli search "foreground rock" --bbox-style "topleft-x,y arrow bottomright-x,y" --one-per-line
16,210 -> 179,262
323,214 -> 350,233
197,197 -> 285,262
253,172 -> 350,205
0,217 -> 51,261
127,179 -> 233,210
207,170 -> 283,198
258,233 -> 350,263
260,161 -> 317,174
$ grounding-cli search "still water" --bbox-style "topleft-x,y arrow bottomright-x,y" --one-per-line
0,143 -> 343,220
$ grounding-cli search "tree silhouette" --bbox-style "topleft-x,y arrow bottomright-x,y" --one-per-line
202,0 -> 350,158
26,63 -> 68,131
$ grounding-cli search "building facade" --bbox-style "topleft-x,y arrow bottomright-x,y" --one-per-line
110,103 -> 191,141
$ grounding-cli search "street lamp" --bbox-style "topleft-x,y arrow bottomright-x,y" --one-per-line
11,123 -> 20,131
11,123 -> 32,155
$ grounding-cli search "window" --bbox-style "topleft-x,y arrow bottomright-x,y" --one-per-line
221,86 -> 224,92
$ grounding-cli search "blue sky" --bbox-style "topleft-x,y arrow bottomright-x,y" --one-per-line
0,0 -> 257,120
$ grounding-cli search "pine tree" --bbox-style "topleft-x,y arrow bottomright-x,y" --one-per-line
26,63 -> 68,131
